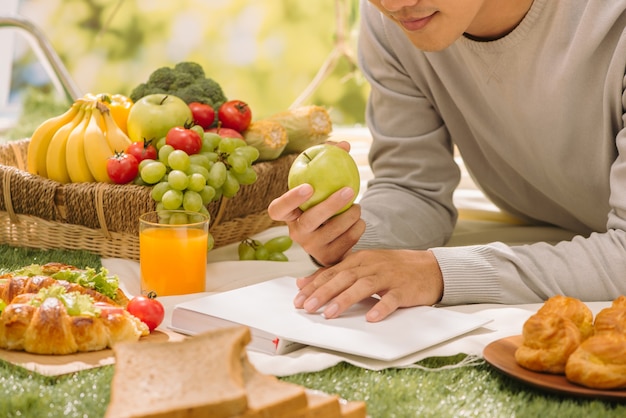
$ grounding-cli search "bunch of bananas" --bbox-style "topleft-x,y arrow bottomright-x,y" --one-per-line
27,98 -> 132,183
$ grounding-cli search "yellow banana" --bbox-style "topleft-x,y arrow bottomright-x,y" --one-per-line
65,104 -> 96,183
27,99 -> 85,177
45,105 -> 86,183
84,103 -> 114,183
100,104 -> 132,153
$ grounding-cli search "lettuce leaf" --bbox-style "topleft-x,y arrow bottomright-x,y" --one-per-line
32,285 -> 97,317
50,267 -> 119,300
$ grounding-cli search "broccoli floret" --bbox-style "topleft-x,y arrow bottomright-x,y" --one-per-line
147,67 -> 177,89
174,84 -> 207,105
195,77 -> 227,109
129,83 -> 169,103
129,83 -> 148,102
174,61 -> 206,79
129,61 -> 227,109
169,72 -> 195,90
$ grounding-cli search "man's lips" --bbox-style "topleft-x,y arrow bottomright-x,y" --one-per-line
396,12 -> 436,31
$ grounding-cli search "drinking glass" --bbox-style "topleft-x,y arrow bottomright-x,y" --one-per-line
139,210 -> 209,296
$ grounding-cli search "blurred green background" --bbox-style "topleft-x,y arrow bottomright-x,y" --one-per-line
1,0 -> 369,139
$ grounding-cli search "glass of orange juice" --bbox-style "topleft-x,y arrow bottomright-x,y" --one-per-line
139,210 -> 210,297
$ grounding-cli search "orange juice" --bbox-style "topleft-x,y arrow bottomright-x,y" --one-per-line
140,226 -> 208,296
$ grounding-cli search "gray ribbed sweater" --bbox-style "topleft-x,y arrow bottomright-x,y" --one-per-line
356,0 -> 626,304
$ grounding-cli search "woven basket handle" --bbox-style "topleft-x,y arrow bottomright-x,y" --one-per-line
2,141 -> 29,223
2,168 -> 18,223
95,183 -> 112,239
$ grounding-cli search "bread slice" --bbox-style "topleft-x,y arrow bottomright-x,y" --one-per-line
339,399 -> 368,418
105,325 -> 368,418
301,390 -> 342,418
235,354 -> 309,417
105,326 -> 250,418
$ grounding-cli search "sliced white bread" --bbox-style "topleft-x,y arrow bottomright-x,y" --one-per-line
105,325 -> 367,418
105,326 -> 250,418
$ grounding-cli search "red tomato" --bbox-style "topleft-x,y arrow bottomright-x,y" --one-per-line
126,139 -> 157,162
189,102 -> 215,129
166,126 -> 202,155
206,126 -> 244,139
126,295 -> 165,332
106,152 -> 139,184
217,100 -> 252,133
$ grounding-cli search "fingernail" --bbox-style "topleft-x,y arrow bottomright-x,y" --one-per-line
366,309 -> 380,321
299,184 -> 314,195
323,303 -> 339,319
293,294 -> 306,308
340,187 -> 354,200
303,297 -> 318,312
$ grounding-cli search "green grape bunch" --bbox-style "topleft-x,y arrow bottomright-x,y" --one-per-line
139,127 -> 260,220
238,236 -> 293,261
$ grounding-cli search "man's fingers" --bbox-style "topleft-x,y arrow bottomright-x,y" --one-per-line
267,184 -> 313,221
366,292 -> 404,322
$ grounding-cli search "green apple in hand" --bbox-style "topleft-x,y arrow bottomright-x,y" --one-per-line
288,144 -> 360,214
127,94 -> 193,143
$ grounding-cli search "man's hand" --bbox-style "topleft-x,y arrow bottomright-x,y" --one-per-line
293,249 -> 444,322
267,140 -> 365,266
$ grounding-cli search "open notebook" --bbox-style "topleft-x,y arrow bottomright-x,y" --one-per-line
169,276 -> 492,362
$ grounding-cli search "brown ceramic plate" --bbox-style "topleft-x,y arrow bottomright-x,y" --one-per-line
483,335 -> 626,401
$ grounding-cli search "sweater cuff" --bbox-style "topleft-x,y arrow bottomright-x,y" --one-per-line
429,245 -> 502,305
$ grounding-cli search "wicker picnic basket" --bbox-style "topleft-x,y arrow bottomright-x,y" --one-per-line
0,138 -> 296,261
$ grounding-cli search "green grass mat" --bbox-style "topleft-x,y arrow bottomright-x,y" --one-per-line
1,244 -> 625,417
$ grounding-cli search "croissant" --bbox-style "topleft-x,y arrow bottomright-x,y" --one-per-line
0,262 -> 130,307
0,287 -> 148,355
594,297 -> 626,336
514,313 -> 582,374
537,295 -> 594,340
565,332 -> 626,389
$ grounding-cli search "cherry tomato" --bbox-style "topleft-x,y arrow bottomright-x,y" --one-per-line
206,126 -> 244,139
217,100 -> 252,133
126,295 -> 165,332
126,139 -> 157,162
106,152 -> 139,184
189,102 -> 215,129
166,126 -> 202,155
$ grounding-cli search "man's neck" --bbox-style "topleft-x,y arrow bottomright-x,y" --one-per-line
465,0 -> 534,41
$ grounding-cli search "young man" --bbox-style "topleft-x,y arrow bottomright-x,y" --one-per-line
268,0 -> 626,322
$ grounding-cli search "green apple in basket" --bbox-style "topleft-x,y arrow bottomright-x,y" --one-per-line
127,94 -> 193,143
287,144 -> 360,214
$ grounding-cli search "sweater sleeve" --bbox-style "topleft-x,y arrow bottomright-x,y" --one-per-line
432,72 -> 626,305
354,0 -> 460,251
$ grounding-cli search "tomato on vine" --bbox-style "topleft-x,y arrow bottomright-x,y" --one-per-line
166,126 -> 202,155
126,139 -> 157,162
106,152 -> 139,184
218,100 -> 252,133
189,102 -> 216,129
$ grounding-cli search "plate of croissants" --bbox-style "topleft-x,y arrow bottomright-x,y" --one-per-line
0,262 -> 150,356
483,295 -> 626,401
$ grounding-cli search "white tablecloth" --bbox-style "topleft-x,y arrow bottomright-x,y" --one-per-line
103,225 -> 611,377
